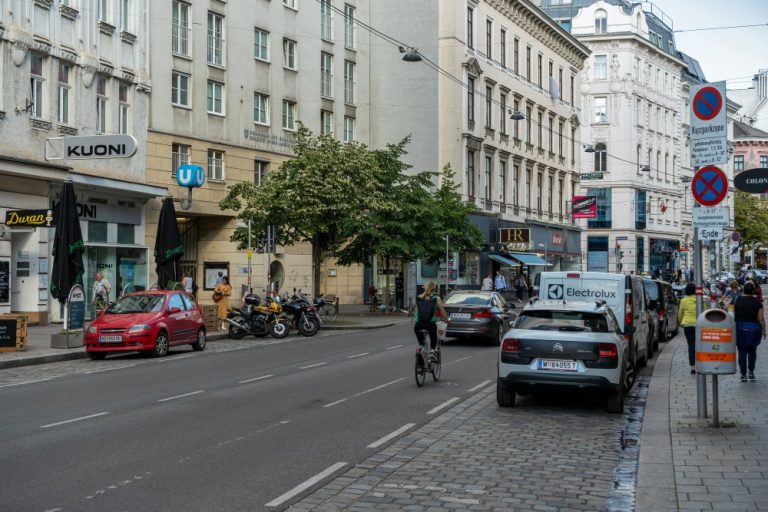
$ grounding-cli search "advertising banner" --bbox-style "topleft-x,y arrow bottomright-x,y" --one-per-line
572,196 -> 597,219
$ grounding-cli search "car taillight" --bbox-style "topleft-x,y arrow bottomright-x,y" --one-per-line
624,294 -> 633,328
659,309 -> 665,319
501,338 -> 520,353
598,343 -> 618,358
474,309 -> 494,318
567,273 -> 581,278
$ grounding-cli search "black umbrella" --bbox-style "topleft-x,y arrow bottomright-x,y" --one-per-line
50,181 -> 85,303
154,197 -> 184,289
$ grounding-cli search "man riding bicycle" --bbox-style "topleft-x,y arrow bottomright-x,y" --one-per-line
414,280 -> 448,357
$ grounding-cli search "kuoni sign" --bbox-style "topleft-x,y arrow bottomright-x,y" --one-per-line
63,135 -> 138,159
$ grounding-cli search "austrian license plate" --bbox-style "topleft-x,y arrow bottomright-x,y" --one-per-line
450,313 -> 471,320
538,359 -> 578,371
99,335 -> 123,343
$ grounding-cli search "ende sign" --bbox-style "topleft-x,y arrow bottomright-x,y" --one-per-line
63,135 -> 138,159
734,168 -> 768,194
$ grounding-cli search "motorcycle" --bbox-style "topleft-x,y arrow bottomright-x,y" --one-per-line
281,291 -> 321,337
226,294 -> 289,339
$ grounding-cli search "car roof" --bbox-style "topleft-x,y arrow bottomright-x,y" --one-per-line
447,290 -> 494,296
522,300 -> 609,313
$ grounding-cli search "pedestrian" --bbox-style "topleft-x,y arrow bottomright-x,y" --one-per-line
751,278 -> 763,302
395,272 -> 404,309
214,276 -> 232,330
678,283 -> 700,375
182,272 -> 194,295
481,272 -> 493,291
494,271 -> 507,293
515,274 -> 528,303
92,271 -> 112,314
721,280 -> 741,312
734,281 -> 764,382
676,269 -> 682,284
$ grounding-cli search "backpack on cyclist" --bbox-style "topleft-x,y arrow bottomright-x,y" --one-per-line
416,296 -> 436,323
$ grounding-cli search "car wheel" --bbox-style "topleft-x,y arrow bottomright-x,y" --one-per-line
152,332 -> 169,357
625,348 -> 637,391
87,351 -> 107,360
607,388 -> 624,414
191,329 -> 206,351
494,324 -> 503,346
496,381 -> 516,407
637,335 -> 648,368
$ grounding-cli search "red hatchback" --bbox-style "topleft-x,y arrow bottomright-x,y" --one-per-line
85,290 -> 206,360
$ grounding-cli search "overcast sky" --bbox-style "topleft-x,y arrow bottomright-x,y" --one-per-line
650,0 -> 767,89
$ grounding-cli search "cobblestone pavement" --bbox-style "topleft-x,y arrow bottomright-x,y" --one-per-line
288,378 -> 650,512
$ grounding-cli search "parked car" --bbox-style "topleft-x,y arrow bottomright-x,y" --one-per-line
85,290 -> 206,360
672,283 -> 711,301
660,281 -> 680,339
535,271 -> 652,370
443,290 -> 516,345
643,279 -> 679,350
496,299 -> 630,413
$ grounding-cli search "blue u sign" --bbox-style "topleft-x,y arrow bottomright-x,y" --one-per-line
176,164 -> 205,188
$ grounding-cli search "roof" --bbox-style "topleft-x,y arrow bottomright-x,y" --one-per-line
678,51 -> 707,83
733,119 -> 768,139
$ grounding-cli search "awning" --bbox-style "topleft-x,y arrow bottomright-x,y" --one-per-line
489,254 -> 518,267
490,253 -> 552,267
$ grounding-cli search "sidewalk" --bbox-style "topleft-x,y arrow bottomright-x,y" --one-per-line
0,304 -> 410,370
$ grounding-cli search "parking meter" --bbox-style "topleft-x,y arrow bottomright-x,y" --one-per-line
695,309 -> 736,375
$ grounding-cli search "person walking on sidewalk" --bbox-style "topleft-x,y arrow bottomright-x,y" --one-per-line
481,272 -> 493,291
734,281 -> 765,382
678,283 -> 700,375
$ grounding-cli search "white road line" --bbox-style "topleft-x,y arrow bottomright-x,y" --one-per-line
40,412 -> 109,429
385,344 -> 403,350
444,356 -> 471,366
353,378 -> 405,397
367,423 -> 415,449
427,397 -> 460,415
239,374 -> 274,384
0,378 -> 54,388
322,398 -> 348,408
155,354 -> 196,363
468,380 -> 492,393
157,390 -> 205,402
265,462 -> 348,508
299,362 -> 327,370
85,364 -> 135,374
347,352 -> 369,359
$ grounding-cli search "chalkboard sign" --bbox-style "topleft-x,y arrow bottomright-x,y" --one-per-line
0,260 -> 9,304
0,319 -> 17,348
66,285 -> 86,331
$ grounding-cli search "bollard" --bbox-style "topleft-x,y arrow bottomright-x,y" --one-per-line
695,309 -> 737,427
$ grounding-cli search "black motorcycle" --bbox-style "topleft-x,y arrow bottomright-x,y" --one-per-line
282,292 -> 321,337
227,294 -> 289,339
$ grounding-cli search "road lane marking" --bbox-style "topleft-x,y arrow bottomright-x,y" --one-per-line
367,423 -> 415,448
347,352 -> 369,359
445,356 -> 471,366
265,462 -> 348,508
468,380 -> 492,392
239,374 -> 273,384
385,344 -> 403,350
0,378 -> 54,388
323,398 -> 348,408
427,397 -> 460,415
85,364 -> 135,374
157,390 -> 205,402
41,412 -> 109,429
299,362 -> 327,370
353,378 -> 405,397
155,354 -> 196,363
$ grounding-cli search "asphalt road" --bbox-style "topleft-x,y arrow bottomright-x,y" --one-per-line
0,324 -> 500,512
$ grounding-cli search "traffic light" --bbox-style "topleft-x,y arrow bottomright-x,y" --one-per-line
255,238 -> 266,253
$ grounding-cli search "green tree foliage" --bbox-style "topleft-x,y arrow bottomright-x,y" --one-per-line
734,190 -> 768,247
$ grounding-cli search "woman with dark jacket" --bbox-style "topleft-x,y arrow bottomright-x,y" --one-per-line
734,281 -> 765,382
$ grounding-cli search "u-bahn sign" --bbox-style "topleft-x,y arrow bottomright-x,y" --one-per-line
734,168 -> 768,194
63,135 -> 138,159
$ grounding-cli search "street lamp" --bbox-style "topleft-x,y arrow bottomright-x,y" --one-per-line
399,46 -> 422,62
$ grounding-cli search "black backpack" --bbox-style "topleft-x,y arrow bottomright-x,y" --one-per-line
416,296 -> 436,322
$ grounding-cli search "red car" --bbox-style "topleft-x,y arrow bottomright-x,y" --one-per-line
85,290 -> 206,360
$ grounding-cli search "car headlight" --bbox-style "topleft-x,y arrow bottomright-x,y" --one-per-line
128,324 -> 152,333
87,326 -> 98,334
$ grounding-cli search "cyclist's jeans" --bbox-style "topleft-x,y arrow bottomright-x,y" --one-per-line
414,322 -> 437,350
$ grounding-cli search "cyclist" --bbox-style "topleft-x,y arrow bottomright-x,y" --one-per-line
414,280 -> 448,358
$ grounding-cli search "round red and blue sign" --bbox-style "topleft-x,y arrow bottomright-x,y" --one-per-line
692,165 -> 728,206
692,86 -> 723,121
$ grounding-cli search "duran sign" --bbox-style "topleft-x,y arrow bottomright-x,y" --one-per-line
734,168 -> 768,194
572,196 -> 597,219
4,209 -> 55,227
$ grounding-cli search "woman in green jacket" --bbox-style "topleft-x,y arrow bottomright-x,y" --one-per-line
678,283 -> 699,374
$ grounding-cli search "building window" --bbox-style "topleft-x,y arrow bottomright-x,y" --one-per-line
320,0 -> 332,40
30,54 -> 45,119
558,178 -> 564,215
635,189 -> 647,230
537,173 -> 543,211
96,76 -> 108,132
526,46 -> 531,81
500,28 -> 507,68
537,53 -> 543,88
172,143 -> 191,175
595,9 -> 607,34
525,169 -> 531,209
587,188 -> 612,229
283,0 -> 296,9
485,19 -> 492,59
255,160 -> 269,186
207,149 -> 224,181
466,149 -> 475,197
57,62 -> 70,125
89,221 -> 108,243
467,77 -> 475,125
513,99 -> 520,138
672,156 -> 677,182
282,100 -> 296,130
594,142 -> 607,172
119,0 -> 130,32
254,93 -> 269,125
172,1 -> 190,56
512,164 -> 519,206
548,117 -> 554,152
761,155 -> 768,168
513,38 -> 519,75
664,153 -> 669,181
637,145 -> 642,174
343,116 -> 355,142
500,93 -> 507,134
118,83 -> 129,134
537,111 -> 543,149
570,75 -> 574,104
344,60 -> 356,104
499,160 -> 507,203
321,110 -> 333,135
207,12 -> 224,66
466,6 -> 474,49
594,96 -> 607,123
484,156 -> 492,201
98,0 -> 109,22
594,54 -> 607,80
254,28 -> 269,61
485,86 -> 492,128
548,176 -> 553,213
321,52 -> 333,98
117,223 -> 134,245
206,80 -> 224,115
558,121 -> 564,156
525,106 -> 532,144
344,4 -> 356,49
734,155 -> 745,171
172,71 -> 190,107
571,126 -> 576,163
283,38 -> 297,70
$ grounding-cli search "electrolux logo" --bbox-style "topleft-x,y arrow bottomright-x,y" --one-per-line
565,288 -> 617,299
547,284 -> 564,299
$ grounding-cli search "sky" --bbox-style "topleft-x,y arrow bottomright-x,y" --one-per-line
650,0 -> 767,89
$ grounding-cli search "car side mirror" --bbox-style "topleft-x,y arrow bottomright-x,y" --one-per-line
169,306 -> 182,314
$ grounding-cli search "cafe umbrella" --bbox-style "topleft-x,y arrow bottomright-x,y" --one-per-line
50,181 -> 85,303
154,197 -> 184,289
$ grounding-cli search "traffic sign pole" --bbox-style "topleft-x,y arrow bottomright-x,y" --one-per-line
694,223 -> 708,419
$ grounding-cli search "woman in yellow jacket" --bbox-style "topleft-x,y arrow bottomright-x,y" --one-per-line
678,283 -> 701,374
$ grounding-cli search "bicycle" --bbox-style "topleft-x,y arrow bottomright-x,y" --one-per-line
317,302 -> 338,322
369,293 -> 378,313
93,294 -> 109,315
414,327 -> 442,387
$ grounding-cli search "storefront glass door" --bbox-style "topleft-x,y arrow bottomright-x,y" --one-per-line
84,246 -> 148,320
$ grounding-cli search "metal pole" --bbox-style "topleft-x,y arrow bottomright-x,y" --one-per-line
266,225 -> 272,295
711,375 -> 719,428
445,235 -> 449,297
694,225 -> 708,418
247,219 -> 252,294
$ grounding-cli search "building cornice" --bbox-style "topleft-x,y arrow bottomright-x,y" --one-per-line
577,33 -> 686,68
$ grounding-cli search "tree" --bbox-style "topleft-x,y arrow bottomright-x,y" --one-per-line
734,191 -> 768,249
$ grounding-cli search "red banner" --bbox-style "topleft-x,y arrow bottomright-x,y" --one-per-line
572,196 -> 597,219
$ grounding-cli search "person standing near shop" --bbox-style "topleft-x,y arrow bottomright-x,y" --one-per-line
734,281 -> 765,382
481,272 -> 493,291
214,276 -> 232,330
92,271 -> 112,314
494,271 -> 507,293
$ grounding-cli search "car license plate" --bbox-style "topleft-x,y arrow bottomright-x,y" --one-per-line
99,335 -> 123,343
450,313 -> 471,320
538,359 -> 578,371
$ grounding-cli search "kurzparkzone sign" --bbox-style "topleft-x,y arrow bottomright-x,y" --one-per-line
690,81 -> 727,167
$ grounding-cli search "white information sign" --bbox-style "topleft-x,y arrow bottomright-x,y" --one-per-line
698,227 -> 723,241
690,81 -> 727,166
63,135 -> 138,159
693,207 -> 729,228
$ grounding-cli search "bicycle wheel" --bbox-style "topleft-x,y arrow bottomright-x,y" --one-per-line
431,348 -> 442,382
414,353 -> 427,387
320,303 -> 337,323
94,296 -> 107,315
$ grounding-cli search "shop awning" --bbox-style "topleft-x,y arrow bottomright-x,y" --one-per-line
489,254 -> 518,267
509,253 -> 551,266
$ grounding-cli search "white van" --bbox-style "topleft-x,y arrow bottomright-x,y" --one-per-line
534,271 -> 652,371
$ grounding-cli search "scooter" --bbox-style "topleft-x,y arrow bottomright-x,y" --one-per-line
226,294 -> 289,339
